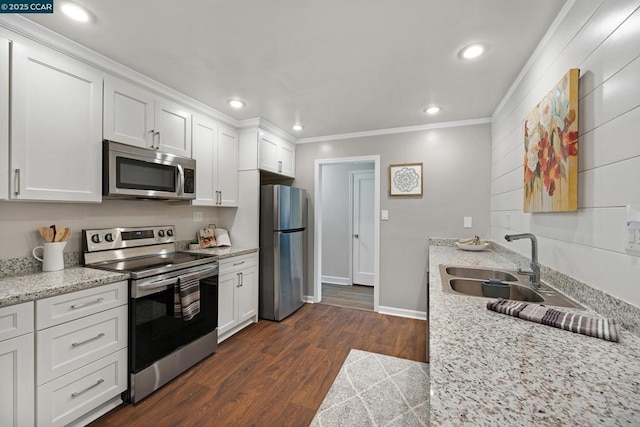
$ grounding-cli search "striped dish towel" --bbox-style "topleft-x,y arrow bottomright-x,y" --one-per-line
487,299 -> 620,342
174,277 -> 201,321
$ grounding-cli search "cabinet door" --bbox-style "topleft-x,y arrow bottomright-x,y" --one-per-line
258,133 -> 278,173
155,98 -> 192,157
217,272 -> 238,336
0,333 -> 35,427
192,115 -> 218,206
237,266 -> 257,323
278,140 -> 295,177
217,124 -> 239,207
103,76 -> 154,149
0,37 -> 8,200
11,42 -> 103,202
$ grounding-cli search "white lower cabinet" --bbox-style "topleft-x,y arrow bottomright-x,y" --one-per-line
0,302 -> 35,427
36,281 -> 128,427
218,253 -> 258,342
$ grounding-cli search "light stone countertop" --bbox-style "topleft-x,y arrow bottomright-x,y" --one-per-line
428,245 -> 640,426
0,267 -> 129,308
179,246 -> 258,259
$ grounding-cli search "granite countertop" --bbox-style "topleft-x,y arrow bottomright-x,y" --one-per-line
179,246 -> 258,259
428,245 -> 640,425
0,267 -> 129,308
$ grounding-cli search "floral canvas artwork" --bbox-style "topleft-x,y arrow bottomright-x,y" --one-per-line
523,68 -> 579,212
389,163 -> 423,196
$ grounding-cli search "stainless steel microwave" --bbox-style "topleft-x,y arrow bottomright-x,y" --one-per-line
103,140 -> 196,200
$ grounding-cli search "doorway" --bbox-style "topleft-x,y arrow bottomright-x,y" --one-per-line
314,156 -> 380,311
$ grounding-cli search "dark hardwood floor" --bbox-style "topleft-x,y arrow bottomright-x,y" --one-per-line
90,303 -> 427,427
319,283 -> 374,311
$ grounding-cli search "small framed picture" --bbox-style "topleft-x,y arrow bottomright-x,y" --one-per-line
389,163 -> 423,196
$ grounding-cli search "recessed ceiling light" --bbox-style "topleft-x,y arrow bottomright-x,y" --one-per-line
60,2 -> 93,23
227,99 -> 246,109
292,124 -> 304,132
424,106 -> 441,115
459,43 -> 485,60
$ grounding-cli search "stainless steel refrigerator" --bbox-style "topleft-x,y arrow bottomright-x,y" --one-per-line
259,185 -> 306,321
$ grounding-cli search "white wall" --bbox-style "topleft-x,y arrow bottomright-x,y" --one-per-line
490,0 -> 640,308
0,200 -> 220,259
321,162 -> 374,283
295,123 -> 492,314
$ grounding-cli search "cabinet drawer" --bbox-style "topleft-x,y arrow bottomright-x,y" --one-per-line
36,281 -> 127,330
37,305 -> 127,385
219,253 -> 257,274
0,301 -> 34,342
37,348 -> 127,427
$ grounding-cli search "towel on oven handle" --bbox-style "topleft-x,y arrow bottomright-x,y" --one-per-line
174,276 -> 201,321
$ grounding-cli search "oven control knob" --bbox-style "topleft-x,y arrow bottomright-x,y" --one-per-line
91,234 -> 101,244
104,233 -> 114,242
158,230 -> 165,238
166,229 -> 174,237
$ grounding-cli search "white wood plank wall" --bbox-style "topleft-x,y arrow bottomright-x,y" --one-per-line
490,0 -> 640,307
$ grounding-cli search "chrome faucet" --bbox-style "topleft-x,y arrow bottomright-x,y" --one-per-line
504,233 -> 540,289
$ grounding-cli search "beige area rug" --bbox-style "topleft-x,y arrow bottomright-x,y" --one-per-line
311,349 -> 429,427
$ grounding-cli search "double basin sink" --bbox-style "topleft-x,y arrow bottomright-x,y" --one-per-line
439,265 -> 583,309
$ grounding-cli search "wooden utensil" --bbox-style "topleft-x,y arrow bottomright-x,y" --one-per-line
61,227 -> 72,242
54,227 -> 66,242
39,227 -> 48,242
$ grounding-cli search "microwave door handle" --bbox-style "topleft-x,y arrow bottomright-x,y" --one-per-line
176,164 -> 184,197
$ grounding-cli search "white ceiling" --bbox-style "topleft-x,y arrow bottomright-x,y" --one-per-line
26,0 -> 565,139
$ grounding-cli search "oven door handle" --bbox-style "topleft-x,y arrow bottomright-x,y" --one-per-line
177,268 -> 218,283
138,277 -> 179,291
137,266 -> 218,292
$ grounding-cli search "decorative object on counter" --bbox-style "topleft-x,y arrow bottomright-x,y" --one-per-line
198,228 -> 217,248
32,242 -> 67,272
455,236 -> 489,251
195,225 -> 232,248
389,163 -> 423,196
487,298 -> 619,342
33,225 -> 72,271
524,68 -> 579,213
188,239 -> 200,251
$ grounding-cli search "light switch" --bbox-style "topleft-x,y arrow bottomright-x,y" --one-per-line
194,212 -> 203,222
464,216 -> 472,228
381,210 -> 389,221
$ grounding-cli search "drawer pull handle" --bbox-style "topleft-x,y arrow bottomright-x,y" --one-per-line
71,332 -> 105,347
71,378 -> 104,398
233,261 -> 245,266
71,297 -> 104,309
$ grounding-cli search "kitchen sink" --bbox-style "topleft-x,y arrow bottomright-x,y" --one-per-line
439,265 -> 584,310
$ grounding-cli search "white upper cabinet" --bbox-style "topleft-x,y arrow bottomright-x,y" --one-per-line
0,37 -> 8,200
258,132 -> 296,177
103,76 -> 192,158
217,124 -> 239,206
192,115 -> 238,207
10,41 -> 103,202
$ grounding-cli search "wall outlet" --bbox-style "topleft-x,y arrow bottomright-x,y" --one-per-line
505,213 -> 511,230
464,217 -> 472,228
194,212 -> 203,222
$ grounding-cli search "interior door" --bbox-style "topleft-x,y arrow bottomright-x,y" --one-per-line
352,171 -> 375,286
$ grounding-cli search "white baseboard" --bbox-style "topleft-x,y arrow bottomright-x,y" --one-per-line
377,305 -> 427,320
302,295 -> 316,303
321,275 -> 350,285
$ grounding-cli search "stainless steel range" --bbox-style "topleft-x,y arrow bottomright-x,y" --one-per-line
82,225 -> 219,403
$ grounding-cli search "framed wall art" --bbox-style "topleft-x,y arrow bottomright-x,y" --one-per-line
523,68 -> 579,213
389,163 -> 423,196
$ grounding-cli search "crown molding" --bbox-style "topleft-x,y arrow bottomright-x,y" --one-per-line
491,0 -> 576,120
0,15 -> 239,128
296,117 -> 492,144
237,117 -> 296,142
